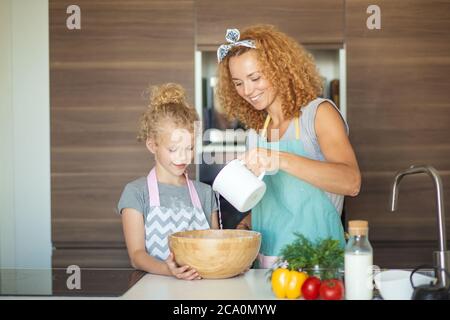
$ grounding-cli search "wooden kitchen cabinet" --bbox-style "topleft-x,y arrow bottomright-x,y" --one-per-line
344,0 -> 450,268
50,0 -> 450,270
50,0 -> 195,267
196,0 -> 344,46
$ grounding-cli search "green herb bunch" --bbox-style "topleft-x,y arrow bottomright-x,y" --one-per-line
278,233 -> 344,279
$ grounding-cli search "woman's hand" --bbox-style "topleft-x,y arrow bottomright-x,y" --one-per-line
165,252 -> 202,280
238,148 -> 280,176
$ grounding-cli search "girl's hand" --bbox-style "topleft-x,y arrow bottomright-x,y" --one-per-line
238,148 -> 280,176
165,252 -> 202,280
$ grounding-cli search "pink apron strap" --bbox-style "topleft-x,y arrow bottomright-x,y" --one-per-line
147,168 -> 160,207
184,172 -> 202,209
147,167 -> 201,209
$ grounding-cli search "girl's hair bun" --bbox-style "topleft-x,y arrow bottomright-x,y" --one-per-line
137,82 -> 199,142
149,82 -> 187,110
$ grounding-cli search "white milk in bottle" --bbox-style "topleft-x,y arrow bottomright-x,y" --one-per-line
344,220 -> 373,300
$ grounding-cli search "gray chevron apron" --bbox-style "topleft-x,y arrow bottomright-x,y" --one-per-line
145,167 -> 210,260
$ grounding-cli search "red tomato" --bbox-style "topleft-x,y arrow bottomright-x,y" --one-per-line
301,276 -> 321,300
319,279 -> 345,300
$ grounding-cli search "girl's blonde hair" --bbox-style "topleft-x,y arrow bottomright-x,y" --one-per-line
216,24 -> 323,130
137,83 -> 199,142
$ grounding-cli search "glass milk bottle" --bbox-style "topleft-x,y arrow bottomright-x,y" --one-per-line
344,220 -> 373,300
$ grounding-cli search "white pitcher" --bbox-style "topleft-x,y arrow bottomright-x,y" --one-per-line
212,159 -> 266,212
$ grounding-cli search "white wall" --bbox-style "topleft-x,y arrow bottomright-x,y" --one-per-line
0,0 -> 51,269
0,0 -> 15,270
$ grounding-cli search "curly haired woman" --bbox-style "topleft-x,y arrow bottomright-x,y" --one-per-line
215,25 -> 361,268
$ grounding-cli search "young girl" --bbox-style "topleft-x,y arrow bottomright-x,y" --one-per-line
117,83 -> 220,280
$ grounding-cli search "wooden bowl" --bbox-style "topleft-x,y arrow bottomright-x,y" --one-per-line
168,229 -> 261,279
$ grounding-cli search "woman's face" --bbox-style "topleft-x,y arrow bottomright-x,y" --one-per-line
228,50 -> 278,111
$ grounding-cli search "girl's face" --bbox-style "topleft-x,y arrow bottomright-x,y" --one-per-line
147,122 -> 195,177
228,50 -> 278,111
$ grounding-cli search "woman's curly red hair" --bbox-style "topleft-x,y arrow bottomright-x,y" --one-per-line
216,24 -> 323,130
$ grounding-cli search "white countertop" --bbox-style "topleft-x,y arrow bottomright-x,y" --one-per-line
121,269 -> 276,300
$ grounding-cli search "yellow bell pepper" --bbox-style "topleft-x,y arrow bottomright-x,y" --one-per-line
271,268 -> 308,299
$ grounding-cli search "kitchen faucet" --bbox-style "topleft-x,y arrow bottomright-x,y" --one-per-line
390,165 -> 450,288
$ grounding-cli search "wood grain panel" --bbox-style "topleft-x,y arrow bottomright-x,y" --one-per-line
346,41 -> 450,125
196,0 -> 344,45
52,146 -> 150,174
50,1 -> 194,63
51,68 -> 194,109
50,0 -> 196,266
53,219 -> 125,246
345,0 -> 450,267
51,107 -> 145,147
51,173 -> 136,221
353,145 -> 450,173
52,248 -> 131,268
372,241 -> 446,269
349,129 -> 450,148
